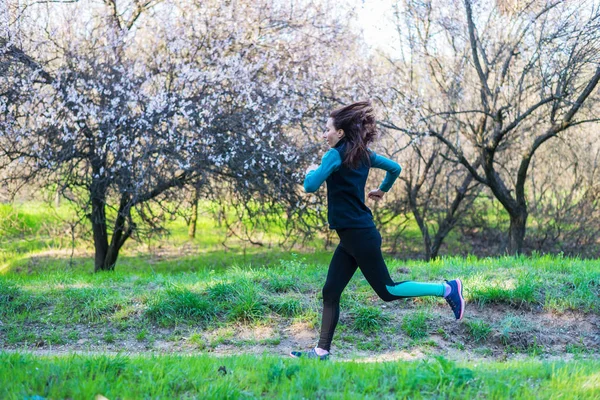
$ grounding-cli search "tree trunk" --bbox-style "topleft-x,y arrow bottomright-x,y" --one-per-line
431,174 -> 475,259
422,229 -> 432,261
91,195 -> 109,272
103,242 -> 120,271
482,148 -> 526,256
93,194 -> 133,272
430,238 -> 442,260
188,188 -> 199,239
105,195 -> 132,270
508,208 -> 528,255
408,195 -> 432,260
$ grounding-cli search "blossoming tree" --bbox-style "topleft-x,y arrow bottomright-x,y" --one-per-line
0,0 -> 359,270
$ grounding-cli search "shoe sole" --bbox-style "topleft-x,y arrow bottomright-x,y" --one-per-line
289,351 -> 329,360
456,278 -> 464,320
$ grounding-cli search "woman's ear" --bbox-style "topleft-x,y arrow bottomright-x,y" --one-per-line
337,129 -> 344,138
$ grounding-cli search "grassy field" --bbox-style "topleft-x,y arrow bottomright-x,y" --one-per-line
2,352 -> 599,399
1,202 -> 599,398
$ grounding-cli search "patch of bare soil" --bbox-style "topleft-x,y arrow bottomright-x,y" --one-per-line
2,303 -> 598,362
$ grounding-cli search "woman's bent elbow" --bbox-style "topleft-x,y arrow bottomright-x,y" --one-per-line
303,182 -> 318,193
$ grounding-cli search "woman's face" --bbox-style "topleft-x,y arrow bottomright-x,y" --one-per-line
323,117 -> 344,148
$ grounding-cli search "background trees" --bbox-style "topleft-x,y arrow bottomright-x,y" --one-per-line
0,0 -> 361,270
1,0 -> 600,267
381,0 -> 600,255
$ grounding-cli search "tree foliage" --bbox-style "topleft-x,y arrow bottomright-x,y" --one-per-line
0,0 -> 363,270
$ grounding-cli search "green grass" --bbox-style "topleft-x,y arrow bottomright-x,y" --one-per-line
227,282 -> 269,323
264,273 -> 301,293
352,305 -> 390,333
0,202 -> 72,238
401,310 -> 431,339
1,202 -> 600,396
271,295 -> 305,317
0,250 -> 598,355
187,331 -> 207,349
498,314 -> 536,348
465,319 -> 492,343
54,287 -> 125,324
145,286 -> 215,326
0,202 -> 83,274
1,352 -> 599,399
1,247 -> 598,354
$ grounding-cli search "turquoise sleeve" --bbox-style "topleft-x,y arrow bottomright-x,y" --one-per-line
370,151 -> 402,192
303,150 -> 342,193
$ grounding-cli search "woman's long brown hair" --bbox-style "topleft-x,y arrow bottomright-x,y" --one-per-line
329,101 -> 377,168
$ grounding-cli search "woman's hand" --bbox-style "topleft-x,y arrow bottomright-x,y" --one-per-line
368,189 -> 385,201
306,164 -> 319,174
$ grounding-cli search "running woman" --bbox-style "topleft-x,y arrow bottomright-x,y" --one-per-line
290,101 -> 464,360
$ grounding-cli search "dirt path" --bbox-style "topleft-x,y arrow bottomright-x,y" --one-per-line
3,304 -> 598,362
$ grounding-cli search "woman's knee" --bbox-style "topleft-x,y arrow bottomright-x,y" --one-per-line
322,284 -> 342,304
374,287 -> 397,302
379,293 -> 397,302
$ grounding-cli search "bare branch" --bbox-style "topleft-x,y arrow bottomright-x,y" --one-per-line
491,95 -> 556,149
30,0 -> 80,4
570,118 -> 600,127
428,129 -> 487,185
463,0 -> 492,110
103,0 -> 123,30
517,65 -> 600,203
563,65 -> 600,122
0,39 -> 54,84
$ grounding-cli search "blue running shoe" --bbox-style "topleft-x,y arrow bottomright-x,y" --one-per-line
290,348 -> 329,360
444,279 -> 465,320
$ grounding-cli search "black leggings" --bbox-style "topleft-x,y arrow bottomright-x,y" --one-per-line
317,227 -> 406,351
